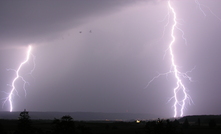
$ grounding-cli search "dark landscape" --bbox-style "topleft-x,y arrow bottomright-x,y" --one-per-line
0,111 -> 159,121
1,110 -> 221,134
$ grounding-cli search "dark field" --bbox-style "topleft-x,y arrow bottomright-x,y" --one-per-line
0,119 -> 147,134
1,113 -> 221,134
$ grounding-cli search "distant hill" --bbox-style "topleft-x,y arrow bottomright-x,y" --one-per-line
0,111 -> 160,121
179,115 -> 221,124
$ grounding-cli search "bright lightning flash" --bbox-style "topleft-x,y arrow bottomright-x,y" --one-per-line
146,0 -> 193,118
3,45 -> 33,112
167,1 -> 189,118
146,0 -> 221,118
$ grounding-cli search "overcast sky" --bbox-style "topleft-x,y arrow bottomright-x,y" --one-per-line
0,0 -> 221,118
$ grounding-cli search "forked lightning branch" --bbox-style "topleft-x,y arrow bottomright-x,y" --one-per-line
147,0 -> 220,117
147,0 -> 193,118
3,45 -> 35,112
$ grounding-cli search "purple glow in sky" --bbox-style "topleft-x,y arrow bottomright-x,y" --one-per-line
0,0 -> 221,118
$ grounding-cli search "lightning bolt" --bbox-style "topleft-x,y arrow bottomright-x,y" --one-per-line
147,0 -> 221,118
146,0 -> 194,118
167,1 -> 189,117
3,45 -> 34,112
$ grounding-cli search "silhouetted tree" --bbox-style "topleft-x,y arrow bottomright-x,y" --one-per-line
183,118 -> 189,129
172,119 -> 182,134
155,118 -> 164,134
52,115 -> 75,134
173,119 -> 180,127
165,119 -> 173,134
17,109 -> 33,134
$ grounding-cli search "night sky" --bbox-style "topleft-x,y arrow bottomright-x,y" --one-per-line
0,0 -> 221,118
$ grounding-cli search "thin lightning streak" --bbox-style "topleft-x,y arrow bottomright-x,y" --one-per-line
195,0 -> 221,22
195,0 -> 207,16
160,7 -> 170,40
3,45 -> 33,112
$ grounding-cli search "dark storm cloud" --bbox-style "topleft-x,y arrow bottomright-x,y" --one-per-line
0,0 -> 150,48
